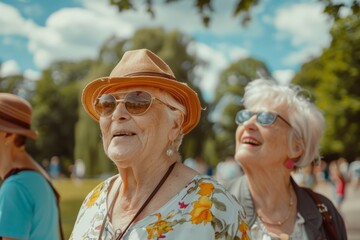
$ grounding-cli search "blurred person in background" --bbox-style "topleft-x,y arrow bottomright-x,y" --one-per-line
0,93 -> 63,240
70,49 -> 250,240
72,158 -> 86,179
329,160 -> 347,211
226,79 -> 347,239
215,155 -> 243,185
183,155 -> 211,175
349,157 -> 360,188
301,164 -> 317,189
49,155 -> 62,179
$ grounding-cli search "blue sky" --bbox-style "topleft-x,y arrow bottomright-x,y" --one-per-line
0,0 -> 334,101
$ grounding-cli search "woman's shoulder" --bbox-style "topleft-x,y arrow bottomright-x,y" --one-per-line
188,175 -> 246,212
81,175 -> 117,207
1,170 -> 48,194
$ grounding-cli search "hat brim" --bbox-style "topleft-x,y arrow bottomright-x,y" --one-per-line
0,118 -> 37,140
82,76 -> 202,135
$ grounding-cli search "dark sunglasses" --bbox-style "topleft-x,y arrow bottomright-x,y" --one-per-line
94,91 -> 176,117
235,110 -> 292,127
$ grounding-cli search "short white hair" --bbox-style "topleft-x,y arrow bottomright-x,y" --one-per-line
242,79 -> 325,167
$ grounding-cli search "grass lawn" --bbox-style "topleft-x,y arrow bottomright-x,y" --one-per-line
54,179 -> 103,239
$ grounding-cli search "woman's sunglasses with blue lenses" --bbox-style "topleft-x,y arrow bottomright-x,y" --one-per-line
235,110 -> 292,127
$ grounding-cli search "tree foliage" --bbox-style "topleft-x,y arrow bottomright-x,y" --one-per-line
31,60 -> 93,172
110,0 -> 260,26
109,0 -> 358,26
292,9 -> 360,160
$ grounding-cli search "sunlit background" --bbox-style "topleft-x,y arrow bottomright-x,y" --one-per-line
1,0 -> 359,238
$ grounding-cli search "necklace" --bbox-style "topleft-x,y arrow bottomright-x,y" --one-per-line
257,186 -> 294,226
98,162 -> 177,240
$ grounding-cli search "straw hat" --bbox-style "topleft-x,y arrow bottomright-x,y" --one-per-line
0,93 -> 37,139
82,49 -> 201,135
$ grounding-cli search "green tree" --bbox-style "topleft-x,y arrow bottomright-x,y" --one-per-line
292,10 -> 360,160
109,0 -> 358,26
31,60 -> 93,173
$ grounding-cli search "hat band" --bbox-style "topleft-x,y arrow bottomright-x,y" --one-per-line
123,71 -> 176,80
0,111 -> 31,129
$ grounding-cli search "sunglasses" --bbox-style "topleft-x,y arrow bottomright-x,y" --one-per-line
235,110 -> 292,127
94,91 -> 176,117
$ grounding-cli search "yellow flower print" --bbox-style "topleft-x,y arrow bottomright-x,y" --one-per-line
197,182 -> 214,196
190,195 -> 213,224
85,182 -> 104,207
146,213 -> 173,239
238,220 -> 250,240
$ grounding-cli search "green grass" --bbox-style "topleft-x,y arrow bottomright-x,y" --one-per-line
54,179 -> 103,239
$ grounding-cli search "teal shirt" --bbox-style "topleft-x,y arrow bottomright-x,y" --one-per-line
0,171 -> 59,239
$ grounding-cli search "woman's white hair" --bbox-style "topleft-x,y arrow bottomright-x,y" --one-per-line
242,79 -> 325,168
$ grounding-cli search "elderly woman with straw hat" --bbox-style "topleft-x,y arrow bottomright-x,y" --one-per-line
0,93 -> 63,240
70,49 -> 250,240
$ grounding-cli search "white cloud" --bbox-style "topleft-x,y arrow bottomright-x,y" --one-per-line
0,2 -> 38,36
24,69 -> 41,81
189,42 -> 249,101
28,7 -> 135,68
273,69 -> 295,85
273,3 -> 332,46
0,1 -> 258,73
0,2 -> 137,69
283,44 -> 324,66
271,2 -> 332,66
1,60 -> 21,76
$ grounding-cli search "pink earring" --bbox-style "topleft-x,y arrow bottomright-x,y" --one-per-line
285,159 -> 294,170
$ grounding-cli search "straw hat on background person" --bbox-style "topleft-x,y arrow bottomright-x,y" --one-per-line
0,93 -> 37,140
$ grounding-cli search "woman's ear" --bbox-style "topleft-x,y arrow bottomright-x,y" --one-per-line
4,133 -> 14,142
289,140 -> 303,159
168,111 -> 184,141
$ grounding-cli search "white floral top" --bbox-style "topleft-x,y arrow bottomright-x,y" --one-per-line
70,175 -> 250,240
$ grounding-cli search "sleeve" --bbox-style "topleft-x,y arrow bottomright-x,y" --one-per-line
208,181 -> 251,240
0,182 -> 33,239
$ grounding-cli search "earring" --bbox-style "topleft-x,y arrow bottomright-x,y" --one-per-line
285,159 -> 294,169
166,141 -> 174,157
5,140 -> 9,146
166,148 -> 174,157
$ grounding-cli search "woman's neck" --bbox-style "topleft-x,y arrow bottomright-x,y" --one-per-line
246,168 -> 292,209
116,156 -> 176,209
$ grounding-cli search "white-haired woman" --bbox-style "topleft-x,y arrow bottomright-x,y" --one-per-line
227,79 -> 347,239
70,49 -> 250,240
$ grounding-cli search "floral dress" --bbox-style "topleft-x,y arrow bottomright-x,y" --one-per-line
70,175 -> 250,240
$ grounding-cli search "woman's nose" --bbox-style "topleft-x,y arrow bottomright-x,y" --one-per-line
242,115 -> 258,129
111,101 -> 130,120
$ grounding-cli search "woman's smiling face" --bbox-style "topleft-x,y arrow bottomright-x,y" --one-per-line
99,87 -> 180,167
234,102 -> 292,170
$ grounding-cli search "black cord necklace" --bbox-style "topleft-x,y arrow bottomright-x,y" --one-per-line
98,162 -> 176,240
